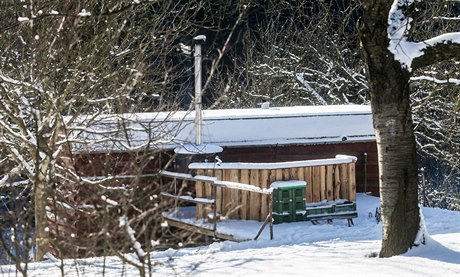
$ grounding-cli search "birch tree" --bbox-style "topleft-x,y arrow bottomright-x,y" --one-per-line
359,0 -> 460,257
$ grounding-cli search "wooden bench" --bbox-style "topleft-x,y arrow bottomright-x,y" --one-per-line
305,200 -> 357,227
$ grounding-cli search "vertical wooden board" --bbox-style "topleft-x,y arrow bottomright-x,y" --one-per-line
204,169 -> 214,216
195,169 -> 205,219
249,169 -> 261,221
326,165 -> 334,201
312,167 -> 321,202
204,169 -> 211,198
334,165 -> 341,200
296,167 -> 306,201
289,167 -> 299,180
348,163 -> 357,201
296,167 -> 305,182
222,169 -> 233,218
282,168 -> 291,180
214,169 -> 223,214
305,167 -> 313,203
240,169 -> 250,220
260,169 -> 270,220
320,166 -> 326,201
229,169 -> 241,219
340,164 -> 349,200
274,169 -> 283,181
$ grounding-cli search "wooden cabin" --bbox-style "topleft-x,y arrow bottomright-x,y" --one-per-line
71,104 -> 378,194
53,105 -> 378,253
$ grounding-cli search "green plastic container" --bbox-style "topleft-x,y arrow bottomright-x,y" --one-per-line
333,201 -> 357,213
305,205 -> 334,217
272,187 -> 306,203
272,202 -> 293,214
272,211 -> 306,224
271,180 -> 307,224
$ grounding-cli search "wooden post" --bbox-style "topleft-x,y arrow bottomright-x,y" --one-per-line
249,169 -> 261,220
340,164 -> 349,200
195,169 -> 205,218
334,165 -> 341,200
312,167 -> 321,202
223,170 -> 233,217
282,168 -> 290,179
348,163 -> 356,201
204,169 -> 213,216
320,166 -> 326,200
289,167 -> 299,180
269,193 -> 273,240
260,169 -> 270,220
215,169 -> 223,215
212,182 -> 218,235
326,165 -> 334,200
305,167 -> 313,203
275,169 -> 283,180
363,153 -> 368,193
297,167 -> 307,203
240,169 -> 250,220
229,169 -> 240,219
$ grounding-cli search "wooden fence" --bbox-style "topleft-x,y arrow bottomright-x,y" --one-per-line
159,170 -> 274,241
189,155 -> 357,221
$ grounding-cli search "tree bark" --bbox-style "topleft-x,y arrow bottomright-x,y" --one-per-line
35,157 -> 50,261
359,1 -> 420,257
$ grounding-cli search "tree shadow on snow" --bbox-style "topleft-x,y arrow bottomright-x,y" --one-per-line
403,235 -> 460,265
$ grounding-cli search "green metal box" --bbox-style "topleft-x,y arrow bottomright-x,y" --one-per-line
305,205 -> 334,217
333,201 -> 357,213
272,210 -> 306,224
272,187 -> 306,204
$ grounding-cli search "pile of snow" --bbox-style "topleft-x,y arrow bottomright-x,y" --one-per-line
1,194 -> 459,276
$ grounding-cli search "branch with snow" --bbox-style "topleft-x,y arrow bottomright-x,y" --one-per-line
411,76 -> 460,85
388,0 -> 460,71
119,215 -> 147,259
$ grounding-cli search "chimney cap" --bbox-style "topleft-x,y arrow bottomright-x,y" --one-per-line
193,35 -> 206,43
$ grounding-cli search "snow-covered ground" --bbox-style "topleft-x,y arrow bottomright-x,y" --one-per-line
0,194 -> 459,276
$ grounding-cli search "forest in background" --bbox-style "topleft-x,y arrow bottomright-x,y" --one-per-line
0,0 -> 459,270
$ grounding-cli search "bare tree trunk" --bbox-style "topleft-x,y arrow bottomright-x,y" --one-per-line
35,159 -> 50,261
359,1 -> 420,257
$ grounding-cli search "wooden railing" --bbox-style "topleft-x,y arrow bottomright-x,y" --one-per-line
159,170 -> 273,240
189,155 -> 357,221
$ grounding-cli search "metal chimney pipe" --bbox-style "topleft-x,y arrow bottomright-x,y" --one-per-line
193,35 -> 206,145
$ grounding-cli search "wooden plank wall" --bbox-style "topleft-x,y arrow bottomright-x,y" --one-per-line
194,162 -> 356,221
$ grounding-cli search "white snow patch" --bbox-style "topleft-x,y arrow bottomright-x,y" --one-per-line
189,155 -> 357,170
78,9 -> 91,17
2,194 -> 459,276
174,143 -> 223,154
270,180 -> 307,189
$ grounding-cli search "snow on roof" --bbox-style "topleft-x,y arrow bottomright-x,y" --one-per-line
174,143 -> 223,154
68,105 -> 375,153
